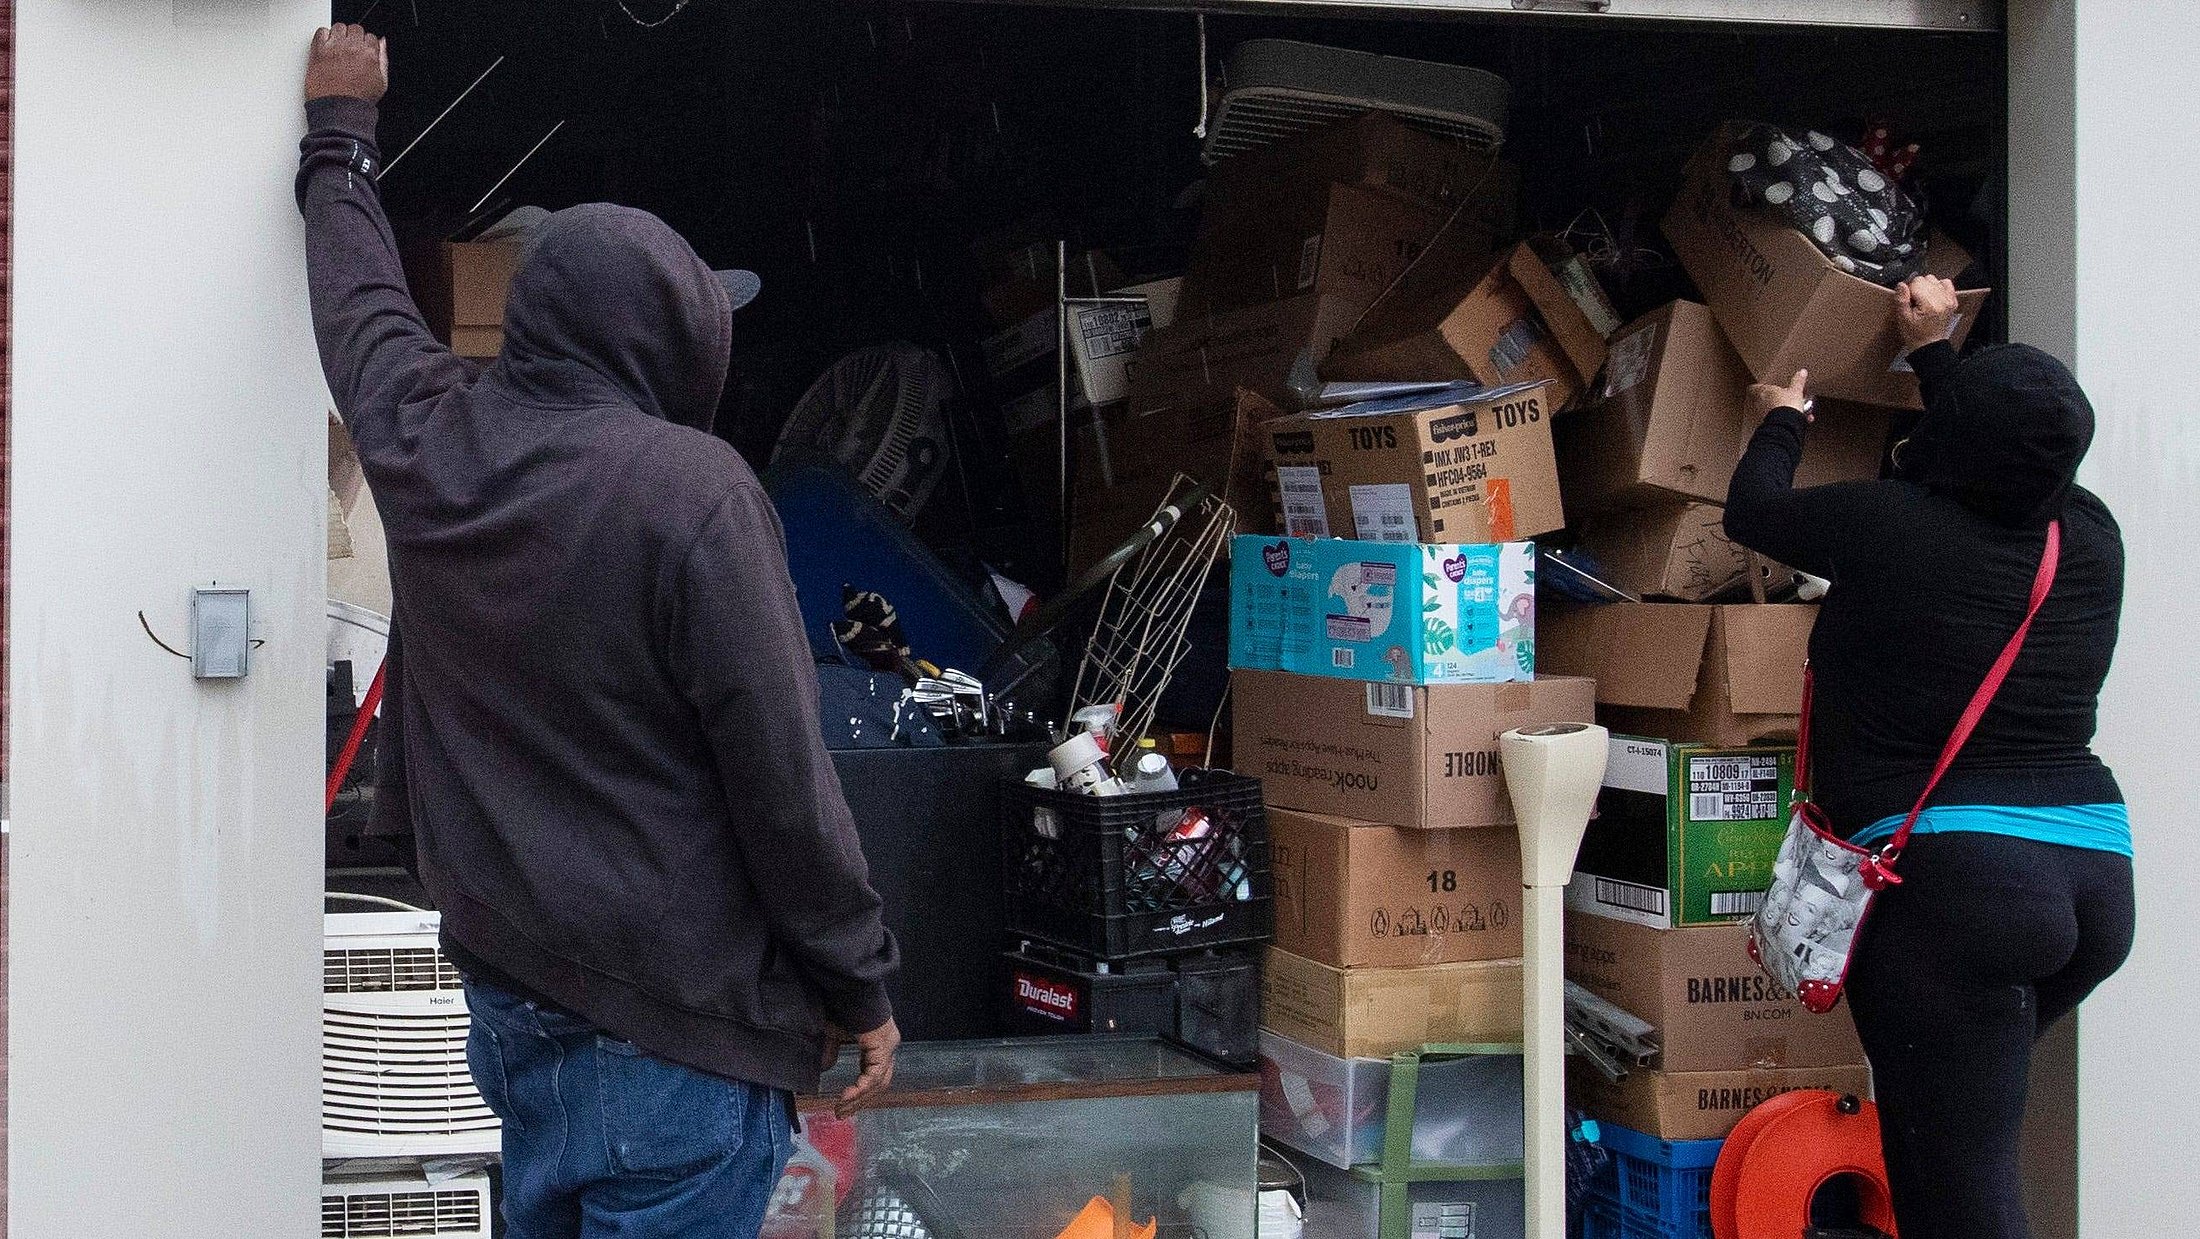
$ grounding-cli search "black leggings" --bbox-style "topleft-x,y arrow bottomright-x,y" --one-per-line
1845,832 -> 2135,1239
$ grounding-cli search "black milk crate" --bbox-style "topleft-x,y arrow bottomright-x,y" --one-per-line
1000,769 -> 1275,959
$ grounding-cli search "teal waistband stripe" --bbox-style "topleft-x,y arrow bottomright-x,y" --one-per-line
1850,802 -> 2132,857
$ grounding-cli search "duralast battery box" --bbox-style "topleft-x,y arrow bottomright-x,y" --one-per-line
1565,735 -> 1796,928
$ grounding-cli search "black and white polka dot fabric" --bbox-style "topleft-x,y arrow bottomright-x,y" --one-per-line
1725,122 -> 1927,288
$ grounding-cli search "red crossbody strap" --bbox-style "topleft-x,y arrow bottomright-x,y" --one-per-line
1883,520 -> 2063,858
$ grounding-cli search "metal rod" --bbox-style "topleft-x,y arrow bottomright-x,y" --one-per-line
1057,239 -> 1073,583
1193,14 -> 1209,140
382,55 -> 506,176
469,119 -> 566,217
1061,295 -> 1150,306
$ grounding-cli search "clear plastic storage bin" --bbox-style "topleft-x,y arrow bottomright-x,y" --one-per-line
1258,1030 -> 1525,1169
809,1036 -> 1260,1239
1296,1156 -> 1526,1239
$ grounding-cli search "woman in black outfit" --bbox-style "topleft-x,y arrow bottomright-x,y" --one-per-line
1723,276 -> 2134,1239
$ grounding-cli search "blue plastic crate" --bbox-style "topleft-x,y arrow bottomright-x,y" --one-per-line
1582,1122 -> 1722,1239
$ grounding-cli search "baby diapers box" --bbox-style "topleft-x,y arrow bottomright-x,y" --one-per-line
1229,535 -> 1536,685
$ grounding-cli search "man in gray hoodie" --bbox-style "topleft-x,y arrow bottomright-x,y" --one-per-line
300,25 -> 899,1237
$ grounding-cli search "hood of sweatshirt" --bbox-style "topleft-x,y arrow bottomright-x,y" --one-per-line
489,203 -> 732,432
1897,343 -> 2095,528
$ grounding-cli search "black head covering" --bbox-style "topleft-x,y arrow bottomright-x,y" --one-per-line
1896,344 -> 2095,528
489,203 -> 733,432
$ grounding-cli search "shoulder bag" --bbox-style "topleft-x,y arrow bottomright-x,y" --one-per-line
1749,520 -> 2062,1013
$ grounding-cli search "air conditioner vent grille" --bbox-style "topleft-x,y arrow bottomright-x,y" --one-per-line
325,946 -> 463,993
320,1187 -> 485,1237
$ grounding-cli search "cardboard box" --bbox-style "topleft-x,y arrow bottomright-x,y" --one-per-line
1538,603 -> 1814,746
1566,735 -> 1796,929
1559,301 -> 1896,518
1564,914 -> 1865,1071
1321,238 -> 1609,413
1072,277 -> 1181,407
974,236 -> 1123,327
433,241 -> 525,358
1261,948 -> 1523,1059
1207,112 -> 1520,222
1270,810 -> 1524,968
1229,536 -> 1537,685
1126,293 -> 1367,433
1069,390 -> 1283,575
1183,183 -> 1447,320
1662,122 -> 1987,410
1233,670 -> 1597,830
1569,1060 -> 1873,1142
1572,502 -> 1753,603
1262,381 -> 1564,545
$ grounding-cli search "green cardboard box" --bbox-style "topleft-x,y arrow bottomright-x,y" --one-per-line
1565,735 -> 1795,928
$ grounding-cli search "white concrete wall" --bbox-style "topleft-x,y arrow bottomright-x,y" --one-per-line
9,2 -> 329,1234
2012,2 -> 2200,1233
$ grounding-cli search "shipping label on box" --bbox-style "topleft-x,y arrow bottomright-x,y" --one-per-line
1270,809 -> 1524,968
1229,536 -> 1536,685
1563,915 -> 1864,1072
1233,670 -> 1596,830
1566,736 -> 1795,928
1262,380 -> 1564,545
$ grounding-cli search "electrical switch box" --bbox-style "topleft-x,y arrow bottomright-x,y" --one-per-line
191,587 -> 251,679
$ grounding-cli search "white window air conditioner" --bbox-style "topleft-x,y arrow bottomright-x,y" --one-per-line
322,1168 -> 492,1239
323,905 -> 501,1159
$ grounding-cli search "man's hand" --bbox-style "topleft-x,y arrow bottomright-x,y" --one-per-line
307,24 -> 388,105
826,1017 -> 900,1118
1896,275 -> 1961,353
1745,369 -> 1812,424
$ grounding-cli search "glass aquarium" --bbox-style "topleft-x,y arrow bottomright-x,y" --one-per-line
767,1037 -> 1261,1239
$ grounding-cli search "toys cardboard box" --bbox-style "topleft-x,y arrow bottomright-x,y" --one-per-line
1261,380 -> 1564,545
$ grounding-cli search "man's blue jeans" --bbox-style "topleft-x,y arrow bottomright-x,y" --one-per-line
464,979 -> 795,1238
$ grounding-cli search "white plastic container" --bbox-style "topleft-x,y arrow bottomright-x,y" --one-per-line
1259,1030 -> 1525,1170
1297,1157 -> 1524,1239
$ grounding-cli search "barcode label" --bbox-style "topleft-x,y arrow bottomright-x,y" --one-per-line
1297,235 -> 1324,290
1365,683 -> 1416,720
1276,465 -> 1331,538
1687,754 -> 1782,822
1331,648 -> 1355,669
1594,878 -> 1668,917
1489,317 -> 1540,374
1711,891 -> 1766,917
1349,483 -> 1419,544
1412,1201 -> 1476,1239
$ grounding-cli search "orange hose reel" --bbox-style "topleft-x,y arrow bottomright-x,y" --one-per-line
1710,1089 -> 1898,1239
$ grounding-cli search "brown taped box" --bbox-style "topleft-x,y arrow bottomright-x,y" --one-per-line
1067,390 -> 1284,575
1261,948 -> 1522,1060
1126,293 -> 1367,426
1182,183 -> 1447,321
1271,809 -> 1523,969
1206,112 -> 1521,222
1233,670 -> 1597,830
1538,603 -> 1814,746
1569,1060 -> 1873,1142
1321,238 -> 1609,413
1661,122 -> 1988,410
1559,300 -> 1895,519
421,241 -> 524,358
1572,501 -> 1762,603
1260,381 -> 1563,545
1563,913 -> 1864,1072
